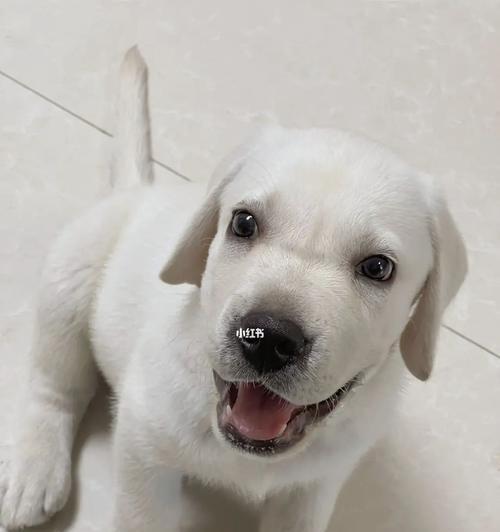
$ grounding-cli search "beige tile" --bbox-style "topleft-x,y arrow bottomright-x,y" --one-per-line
1,1 -> 498,351
0,2 -> 498,179
330,328 -> 500,532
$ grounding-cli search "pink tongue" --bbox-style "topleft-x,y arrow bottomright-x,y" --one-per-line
227,384 -> 298,441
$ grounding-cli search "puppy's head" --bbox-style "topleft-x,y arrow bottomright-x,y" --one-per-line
160,125 -> 467,458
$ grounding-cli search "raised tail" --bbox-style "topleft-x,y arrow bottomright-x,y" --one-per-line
111,46 -> 154,187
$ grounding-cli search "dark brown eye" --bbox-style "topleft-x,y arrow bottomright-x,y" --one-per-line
231,211 -> 258,238
357,255 -> 394,282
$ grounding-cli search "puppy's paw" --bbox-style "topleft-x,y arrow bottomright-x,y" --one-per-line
0,444 -> 71,530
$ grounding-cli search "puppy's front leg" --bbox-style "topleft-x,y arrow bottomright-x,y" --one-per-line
111,461 -> 185,532
0,224 -> 101,530
111,413 -> 186,532
260,479 -> 341,532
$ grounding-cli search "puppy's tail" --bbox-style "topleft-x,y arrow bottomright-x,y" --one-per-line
111,46 -> 154,188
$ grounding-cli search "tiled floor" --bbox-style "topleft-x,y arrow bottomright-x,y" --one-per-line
1,2 -> 499,531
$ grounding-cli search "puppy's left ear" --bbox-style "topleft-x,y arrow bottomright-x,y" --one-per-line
400,182 -> 468,381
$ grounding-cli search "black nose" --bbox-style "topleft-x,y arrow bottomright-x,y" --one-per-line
236,313 -> 307,374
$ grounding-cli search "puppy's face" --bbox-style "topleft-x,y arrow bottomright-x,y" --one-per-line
161,127 -> 467,458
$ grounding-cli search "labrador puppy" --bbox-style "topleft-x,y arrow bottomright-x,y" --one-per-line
0,47 -> 467,532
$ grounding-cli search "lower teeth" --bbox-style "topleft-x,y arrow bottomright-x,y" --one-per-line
277,423 -> 288,437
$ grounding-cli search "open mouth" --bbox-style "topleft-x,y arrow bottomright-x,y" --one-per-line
214,372 -> 361,456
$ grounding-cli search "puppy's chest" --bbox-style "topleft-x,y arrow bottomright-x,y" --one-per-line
184,439 -> 332,499
192,456 -> 282,499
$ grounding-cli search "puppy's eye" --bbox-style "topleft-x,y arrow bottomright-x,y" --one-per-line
231,211 -> 257,238
356,255 -> 394,282
231,211 -> 258,238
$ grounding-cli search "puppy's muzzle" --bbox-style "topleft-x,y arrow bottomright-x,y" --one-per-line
236,312 -> 308,374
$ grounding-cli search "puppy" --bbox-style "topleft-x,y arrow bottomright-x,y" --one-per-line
0,47 -> 467,532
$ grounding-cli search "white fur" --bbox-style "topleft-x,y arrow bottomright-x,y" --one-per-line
0,48 -> 467,532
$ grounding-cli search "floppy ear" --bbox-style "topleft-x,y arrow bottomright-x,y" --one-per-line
400,186 -> 467,381
159,156 -> 246,286
159,185 -> 221,286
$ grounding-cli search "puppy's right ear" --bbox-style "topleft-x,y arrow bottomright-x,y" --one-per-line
160,157 -> 245,286
159,180 -> 224,286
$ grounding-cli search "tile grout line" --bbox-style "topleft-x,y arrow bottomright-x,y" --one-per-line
442,324 -> 500,360
0,68 -> 191,182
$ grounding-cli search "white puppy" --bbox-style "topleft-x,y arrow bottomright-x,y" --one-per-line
0,47 -> 467,532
